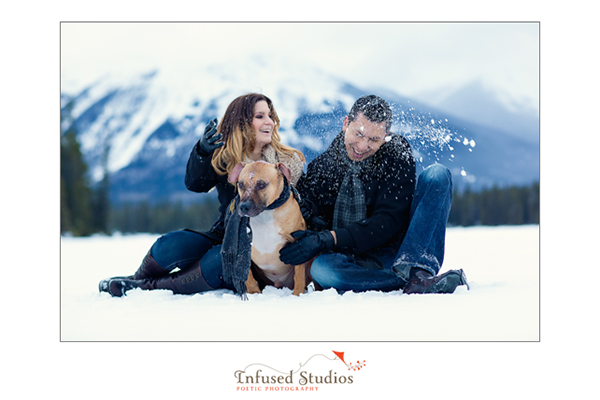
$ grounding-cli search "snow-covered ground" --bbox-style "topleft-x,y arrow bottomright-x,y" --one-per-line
61,225 -> 539,341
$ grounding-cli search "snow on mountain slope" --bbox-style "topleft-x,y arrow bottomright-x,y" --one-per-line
62,56 -> 357,180
61,55 -> 539,202
414,79 -> 539,144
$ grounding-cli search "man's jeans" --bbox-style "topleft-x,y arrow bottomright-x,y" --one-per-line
310,164 -> 453,293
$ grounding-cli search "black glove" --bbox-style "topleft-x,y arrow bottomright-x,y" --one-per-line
196,118 -> 224,156
279,230 -> 335,265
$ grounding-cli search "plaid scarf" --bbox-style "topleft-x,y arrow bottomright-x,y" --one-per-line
332,137 -> 372,230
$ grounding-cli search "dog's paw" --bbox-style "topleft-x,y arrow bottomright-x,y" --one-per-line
292,288 -> 306,296
245,272 -> 262,294
245,284 -> 262,294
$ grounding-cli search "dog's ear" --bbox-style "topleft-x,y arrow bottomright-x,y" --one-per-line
277,163 -> 291,182
229,162 -> 246,183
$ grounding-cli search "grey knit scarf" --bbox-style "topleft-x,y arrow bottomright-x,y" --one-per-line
221,196 -> 252,299
332,137 -> 372,230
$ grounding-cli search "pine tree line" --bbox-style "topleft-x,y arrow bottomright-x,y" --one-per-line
448,182 -> 539,226
108,200 -> 220,234
61,102 -> 110,236
61,100 -> 220,236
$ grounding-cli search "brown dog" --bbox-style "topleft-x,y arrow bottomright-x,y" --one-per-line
228,161 -> 311,296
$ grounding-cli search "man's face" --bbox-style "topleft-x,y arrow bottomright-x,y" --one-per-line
343,113 -> 388,162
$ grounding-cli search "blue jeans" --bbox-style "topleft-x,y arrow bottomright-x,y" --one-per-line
310,164 -> 453,293
150,230 -> 232,289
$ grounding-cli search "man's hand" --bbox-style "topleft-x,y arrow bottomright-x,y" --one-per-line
280,230 -> 336,265
197,118 -> 224,156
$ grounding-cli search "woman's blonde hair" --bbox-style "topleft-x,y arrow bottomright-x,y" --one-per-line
211,93 -> 305,176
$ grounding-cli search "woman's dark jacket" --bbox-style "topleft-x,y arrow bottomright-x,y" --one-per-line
184,141 -> 235,242
297,132 -> 416,256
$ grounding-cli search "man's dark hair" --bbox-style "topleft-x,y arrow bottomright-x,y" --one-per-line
347,95 -> 393,133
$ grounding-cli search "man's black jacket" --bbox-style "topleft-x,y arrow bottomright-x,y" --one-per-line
296,132 -> 416,255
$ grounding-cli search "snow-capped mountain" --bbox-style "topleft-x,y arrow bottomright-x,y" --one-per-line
60,56 -> 539,204
414,79 -> 539,144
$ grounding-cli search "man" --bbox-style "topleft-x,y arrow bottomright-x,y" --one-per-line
280,95 -> 468,294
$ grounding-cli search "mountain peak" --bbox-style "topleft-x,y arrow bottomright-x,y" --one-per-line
61,62 -> 539,203
414,78 -> 539,144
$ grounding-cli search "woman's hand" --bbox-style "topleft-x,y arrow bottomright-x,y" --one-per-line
197,118 -> 224,156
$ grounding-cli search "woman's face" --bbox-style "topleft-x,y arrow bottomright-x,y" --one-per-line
251,100 -> 274,149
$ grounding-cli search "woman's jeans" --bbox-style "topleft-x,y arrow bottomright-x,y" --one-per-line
310,164 -> 453,293
149,230 -> 231,290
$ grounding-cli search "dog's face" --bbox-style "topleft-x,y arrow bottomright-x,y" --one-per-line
229,161 -> 290,217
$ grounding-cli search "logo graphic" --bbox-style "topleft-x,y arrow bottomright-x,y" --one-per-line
234,350 -> 366,392
332,351 -> 367,371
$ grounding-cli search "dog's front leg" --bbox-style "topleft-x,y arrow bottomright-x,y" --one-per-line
292,264 -> 307,296
245,270 -> 262,294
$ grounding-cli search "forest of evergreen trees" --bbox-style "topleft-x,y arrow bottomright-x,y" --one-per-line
61,101 -> 221,236
448,182 -> 539,226
61,104 -> 110,236
108,199 -> 220,234
61,103 -> 539,236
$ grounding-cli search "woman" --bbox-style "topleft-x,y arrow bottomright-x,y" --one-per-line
99,93 -> 305,297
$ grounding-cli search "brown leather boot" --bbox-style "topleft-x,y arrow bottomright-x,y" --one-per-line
99,250 -> 169,294
403,268 -> 469,294
132,250 -> 168,279
105,260 -> 215,297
